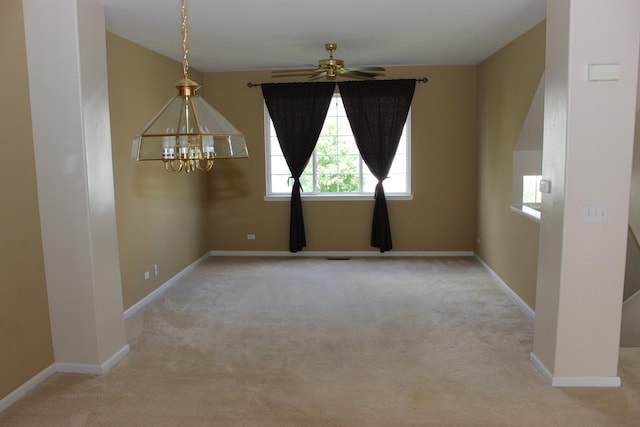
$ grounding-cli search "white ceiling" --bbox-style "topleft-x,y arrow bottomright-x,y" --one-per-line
99,0 -> 546,73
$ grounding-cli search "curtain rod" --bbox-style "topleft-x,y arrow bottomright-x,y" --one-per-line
246,77 -> 428,88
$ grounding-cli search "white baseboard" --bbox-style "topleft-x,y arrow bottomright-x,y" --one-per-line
552,376 -> 621,387
55,362 -> 103,375
475,255 -> 535,321
209,250 -> 474,257
124,252 -> 210,319
0,364 -> 56,413
56,344 -> 130,375
101,344 -> 130,374
529,351 -> 555,385
530,352 -> 621,387
1,344 -> 131,414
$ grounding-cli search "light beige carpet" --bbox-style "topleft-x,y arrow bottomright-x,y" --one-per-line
1,256 -> 639,426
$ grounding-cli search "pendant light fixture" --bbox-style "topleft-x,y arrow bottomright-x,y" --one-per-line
131,0 -> 248,173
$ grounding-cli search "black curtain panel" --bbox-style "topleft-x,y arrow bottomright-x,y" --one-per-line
261,82 -> 336,252
338,79 -> 415,252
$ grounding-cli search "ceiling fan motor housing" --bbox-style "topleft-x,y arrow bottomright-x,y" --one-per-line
319,58 -> 345,76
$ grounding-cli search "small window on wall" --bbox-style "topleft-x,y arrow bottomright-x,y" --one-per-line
511,74 -> 544,221
522,175 -> 542,207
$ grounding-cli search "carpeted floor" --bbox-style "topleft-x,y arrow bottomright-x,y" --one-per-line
1,256 -> 639,426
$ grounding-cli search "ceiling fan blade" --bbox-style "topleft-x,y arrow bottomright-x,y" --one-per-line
339,73 -> 378,80
345,70 -> 385,79
308,72 -> 329,81
347,66 -> 386,72
272,72 -> 322,78
272,69 -> 320,74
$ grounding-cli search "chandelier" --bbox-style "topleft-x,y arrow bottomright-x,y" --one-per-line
131,0 -> 248,173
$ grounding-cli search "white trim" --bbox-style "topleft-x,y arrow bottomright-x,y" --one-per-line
552,376 -> 621,388
530,351 -> 554,384
55,362 -> 101,375
0,364 -> 56,413
475,255 -> 535,321
210,250 -> 474,257
264,194 -> 414,202
623,287 -> 640,307
0,344 -> 130,413
405,111 -> 412,195
510,205 -> 541,223
100,344 -> 130,374
530,352 -> 621,387
264,102 -> 273,196
124,252 -> 210,319
55,344 -> 130,375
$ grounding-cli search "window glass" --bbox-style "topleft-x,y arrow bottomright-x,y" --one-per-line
522,175 -> 542,205
266,93 -> 410,197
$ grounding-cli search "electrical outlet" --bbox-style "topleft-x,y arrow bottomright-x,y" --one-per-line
144,271 -> 150,280
154,264 -> 159,276
247,234 -> 256,240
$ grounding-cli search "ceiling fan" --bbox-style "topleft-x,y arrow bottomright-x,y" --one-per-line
272,43 -> 385,80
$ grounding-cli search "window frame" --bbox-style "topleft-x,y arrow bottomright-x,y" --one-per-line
264,93 -> 413,201
522,175 -> 542,207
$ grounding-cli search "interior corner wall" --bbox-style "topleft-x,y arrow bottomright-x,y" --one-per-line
106,33 -> 210,310
0,0 -> 54,401
201,66 -> 478,252
476,21 -> 546,309
629,68 -> 640,242
626,82 -> 640,301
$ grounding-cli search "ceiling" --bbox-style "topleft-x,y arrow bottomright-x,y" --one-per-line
99,0 -> 546,73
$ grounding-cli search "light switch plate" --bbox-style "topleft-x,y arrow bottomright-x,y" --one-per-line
583,206 -> 608,223
539,179 -> 551,194
588,63 -> 620,81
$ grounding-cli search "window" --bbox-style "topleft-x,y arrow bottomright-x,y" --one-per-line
522,175 -> 542,207
266,93 -> 410,198
511,74 -> 544,221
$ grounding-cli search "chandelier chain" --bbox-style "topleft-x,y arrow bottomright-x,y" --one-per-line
181,0 -> 189,80
132,0 -> 248,173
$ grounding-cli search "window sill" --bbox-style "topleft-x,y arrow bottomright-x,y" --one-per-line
510,205 -> 541,223
265,194 -> 414,202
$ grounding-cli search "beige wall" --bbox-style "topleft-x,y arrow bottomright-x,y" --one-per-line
0,0 -> 54,400
106,33 -> 210,310
0,5 -> 537,401
202,66 -> 478,252
476,21 -> 546,309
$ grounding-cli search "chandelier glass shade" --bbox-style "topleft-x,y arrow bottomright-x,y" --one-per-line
131,0 -> 247,173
